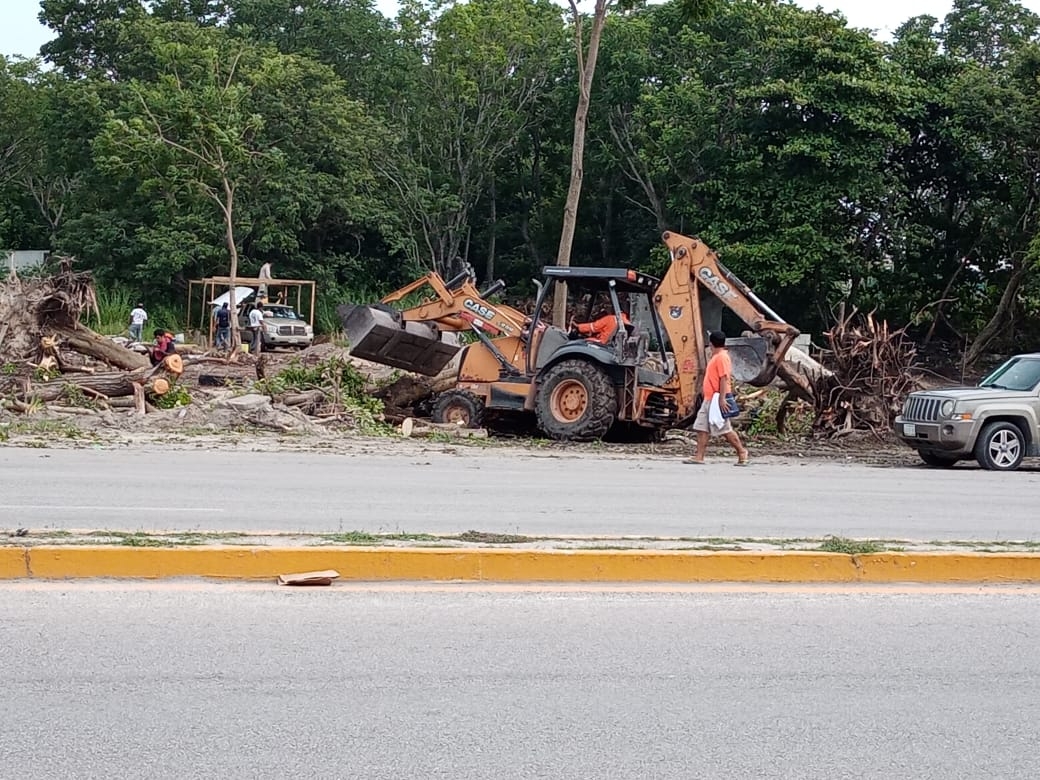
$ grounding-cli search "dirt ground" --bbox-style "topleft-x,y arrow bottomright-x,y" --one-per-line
2,336 -> 920,466
0,404 -> 917,468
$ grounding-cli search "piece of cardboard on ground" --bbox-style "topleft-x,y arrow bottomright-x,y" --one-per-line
277,569 -> 340,586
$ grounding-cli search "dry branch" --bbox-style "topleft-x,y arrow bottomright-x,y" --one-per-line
807,307 -> 921,438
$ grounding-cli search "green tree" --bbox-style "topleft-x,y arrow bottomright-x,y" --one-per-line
378,0 -> 567,278
92,21 -> 386,333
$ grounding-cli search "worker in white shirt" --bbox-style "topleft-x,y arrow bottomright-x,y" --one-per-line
248,303 -> 266,354
129,303 -> 148,343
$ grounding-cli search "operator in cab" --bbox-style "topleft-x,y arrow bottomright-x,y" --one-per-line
569,295 -> 631,346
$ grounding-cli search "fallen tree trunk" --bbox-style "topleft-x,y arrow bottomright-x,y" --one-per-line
20,367 -> 171,403
54,325 -> 149,371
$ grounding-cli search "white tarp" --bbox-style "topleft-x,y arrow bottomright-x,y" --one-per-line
210,286 -> 255,307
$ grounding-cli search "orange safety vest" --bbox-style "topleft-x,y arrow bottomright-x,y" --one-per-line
576,312 -> 631,345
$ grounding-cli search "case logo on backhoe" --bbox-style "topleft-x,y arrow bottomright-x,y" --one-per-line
464,298 -> 497,320
463,298 -> 515,335
698,268 -> 737,300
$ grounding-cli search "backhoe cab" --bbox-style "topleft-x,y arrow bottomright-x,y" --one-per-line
339,231 -> 799,441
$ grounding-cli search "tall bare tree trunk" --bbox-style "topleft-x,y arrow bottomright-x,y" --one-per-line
552,0 -> 609,328
486,175 -> 497,284
964,253 -> 1033,366
222,177 -> 241,349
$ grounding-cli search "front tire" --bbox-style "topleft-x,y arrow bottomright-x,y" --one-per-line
431,390 -> 484,428
535,359 -> 617,441
974,421 -> 1026,471
918,451 -> 958,468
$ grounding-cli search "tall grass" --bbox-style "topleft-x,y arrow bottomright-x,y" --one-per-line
88,283 -> 186,338
314,283 -> 386,335
90,284 -> 137,337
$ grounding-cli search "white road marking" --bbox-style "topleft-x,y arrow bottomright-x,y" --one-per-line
0,505 -> 224,512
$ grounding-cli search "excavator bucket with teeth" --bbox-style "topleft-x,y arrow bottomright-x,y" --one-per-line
726,336 -> 777,387
338,304 -> 461,377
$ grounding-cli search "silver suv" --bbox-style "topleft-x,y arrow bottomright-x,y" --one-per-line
238,303 -> 314,349
895,354 -> 1040,471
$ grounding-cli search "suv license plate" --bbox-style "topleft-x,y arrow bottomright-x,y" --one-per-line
904,423 -> 916,437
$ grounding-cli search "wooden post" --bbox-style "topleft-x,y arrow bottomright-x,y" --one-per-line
309,282 -> 316,330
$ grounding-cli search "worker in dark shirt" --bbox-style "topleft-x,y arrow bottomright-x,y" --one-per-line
149,329 -> 177,366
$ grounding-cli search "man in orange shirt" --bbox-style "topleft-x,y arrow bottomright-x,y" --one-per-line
687,330 -> 749,465
570,307 -> 631,345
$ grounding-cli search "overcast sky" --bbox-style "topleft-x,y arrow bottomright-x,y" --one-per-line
4,0 -> 1040,59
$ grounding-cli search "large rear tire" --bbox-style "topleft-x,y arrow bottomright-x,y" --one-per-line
918,451 -> 958,468
535,359 -> 617,441
431,390 -> 485,428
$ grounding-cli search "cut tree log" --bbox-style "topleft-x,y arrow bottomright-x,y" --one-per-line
54,324 -> 149,371
47,405 -> 99,416
20,366 -> 173,403
399,417 -> 488,439
278,389 -> 326,413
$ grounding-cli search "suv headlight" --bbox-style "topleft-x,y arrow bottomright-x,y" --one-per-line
941,400 -> 955,417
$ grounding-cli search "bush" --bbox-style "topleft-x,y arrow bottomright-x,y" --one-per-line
256,356 -> 390,435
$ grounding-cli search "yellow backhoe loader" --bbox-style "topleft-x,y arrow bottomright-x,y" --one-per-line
339,231 -> 799,440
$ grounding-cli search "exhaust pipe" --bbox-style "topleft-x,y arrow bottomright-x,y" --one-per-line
445,269 -> 471,290
480,279 -> 506,298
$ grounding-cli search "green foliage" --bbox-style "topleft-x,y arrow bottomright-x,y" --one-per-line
817,536 -> 884,555
33,365 -> 60,383
742,390 -> 814,439
89,282 -> 185,336
2,0 -> 1040,359
59,383 -> 94,408
256,356 -> 390,434
90,283 -> 136,336
150,380 -> 192,409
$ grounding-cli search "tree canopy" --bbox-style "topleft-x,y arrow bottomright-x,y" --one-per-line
2,0 -> 1038,355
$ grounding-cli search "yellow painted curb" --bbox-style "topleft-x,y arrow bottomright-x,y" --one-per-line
0,547 -> 28,578
2,546 -> 1040,583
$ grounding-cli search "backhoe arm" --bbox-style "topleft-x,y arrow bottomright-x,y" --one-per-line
381,271 -> 528,338
656,232 -> 800,413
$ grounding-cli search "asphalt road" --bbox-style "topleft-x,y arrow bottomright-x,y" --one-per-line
1,583 -> 1038,779
1,446 -> 1039,539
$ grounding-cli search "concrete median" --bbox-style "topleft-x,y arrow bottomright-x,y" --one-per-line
3,545 -> 1040,583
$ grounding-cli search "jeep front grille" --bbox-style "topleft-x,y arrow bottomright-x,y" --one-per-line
905,396 -> 941,422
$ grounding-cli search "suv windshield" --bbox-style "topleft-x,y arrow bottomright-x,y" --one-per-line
264,306 -> 300,320
979,357 -> 1040,392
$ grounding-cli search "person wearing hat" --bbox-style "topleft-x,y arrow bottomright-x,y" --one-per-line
129,302 -> 148,343
149,328 -> 177,366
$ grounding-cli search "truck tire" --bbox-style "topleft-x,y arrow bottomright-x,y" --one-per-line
535,359 -> 617,441
918,451 -> 958,468
431,390 -> 484,428
973,421 -> 1026,471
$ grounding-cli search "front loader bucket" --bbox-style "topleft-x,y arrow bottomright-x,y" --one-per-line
338,304 -> 461,377
726,336 -> 777,387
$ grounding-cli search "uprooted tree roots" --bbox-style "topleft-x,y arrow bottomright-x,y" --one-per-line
0,260 -> 175,411
0,257 -> 99,362
777,307 -> 922,439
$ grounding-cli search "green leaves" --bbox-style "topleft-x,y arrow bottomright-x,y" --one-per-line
0,0 -> 1038,352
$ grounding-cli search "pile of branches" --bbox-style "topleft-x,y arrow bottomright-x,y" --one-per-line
0,256 -> 101,364
809,307 -> 921,437
0,259 -> 184,415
